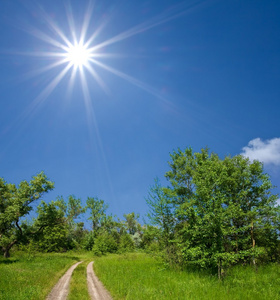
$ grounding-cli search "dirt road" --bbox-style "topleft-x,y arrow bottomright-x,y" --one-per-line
46,261 -> 112,300
87,261 -> 112,300
46,261 -> 82,300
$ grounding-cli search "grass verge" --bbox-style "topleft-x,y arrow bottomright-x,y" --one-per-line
68,253 -> 93,300
0,251 -> 79,300
93,252 -> 280,300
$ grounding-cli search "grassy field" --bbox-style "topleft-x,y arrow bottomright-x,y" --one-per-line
1,251 -> 280,300
0,251 -> 79,300
93,253 -> 280,300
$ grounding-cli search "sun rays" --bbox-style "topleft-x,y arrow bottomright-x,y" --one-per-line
15,0 -> 206,113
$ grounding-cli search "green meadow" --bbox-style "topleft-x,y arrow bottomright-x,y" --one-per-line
93,253 -> 280,300
0,252 -> 79,300
1,251 -> 280,300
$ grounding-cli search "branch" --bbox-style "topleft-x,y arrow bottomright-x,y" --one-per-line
31,218 -> 66,235
16,220 -> 23,236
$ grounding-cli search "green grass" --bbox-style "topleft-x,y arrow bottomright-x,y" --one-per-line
0,251 -> 79,300
68,252 -> 93,300
93,253 -> 280,300
1,251 -> 279,300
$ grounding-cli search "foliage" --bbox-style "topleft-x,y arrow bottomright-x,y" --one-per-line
31,198 -> 70,252
146,178 -> 175,247
123,212 -> 140,235
118,234 -> 135,253
55,195 -> 85,249
86,197 -> 108,233
82,231 -> 95,251
0,172 -> 54,257
92,232 -> 118,256
163,147 -> 279,276
132,232 -> 142,248
140,224 -> 161,250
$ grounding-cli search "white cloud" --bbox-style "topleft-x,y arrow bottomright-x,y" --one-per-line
241,138 -> 280,166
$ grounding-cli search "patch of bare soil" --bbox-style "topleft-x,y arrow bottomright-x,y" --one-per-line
87,261 -> 113,300
46,261 -> 82,300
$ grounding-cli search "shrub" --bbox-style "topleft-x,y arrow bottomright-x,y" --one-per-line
92,232 -> 118,256
119,234 -> 135,253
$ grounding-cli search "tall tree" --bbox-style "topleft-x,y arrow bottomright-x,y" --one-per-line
0,172 -> 54,257
86,197 -> 108,233
123,212 -> 140,235
165,147 -> 279,277
33,200 -> 67,252
146,178 -> 175,247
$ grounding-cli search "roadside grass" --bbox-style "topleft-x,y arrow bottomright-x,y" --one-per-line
0,251 -> 79,300
93,253 -> 280,300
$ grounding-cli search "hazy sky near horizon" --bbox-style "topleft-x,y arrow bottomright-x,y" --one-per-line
0,0 -> 279,223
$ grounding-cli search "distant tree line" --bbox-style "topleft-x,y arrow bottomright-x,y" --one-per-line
0,172 -> 154,258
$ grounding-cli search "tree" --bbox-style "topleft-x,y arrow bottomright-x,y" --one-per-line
55,195 -> 85,248
164,147 -> 279,277
119,234 -> 135,253
92,231 -> 118,255
86,197 -> 108,233
0,172 -> 54,257
146,178 -> 175,247
32,199 -> 70,252
123,212 -> 140,235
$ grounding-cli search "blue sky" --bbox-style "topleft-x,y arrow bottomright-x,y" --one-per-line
0,0 -> 279,224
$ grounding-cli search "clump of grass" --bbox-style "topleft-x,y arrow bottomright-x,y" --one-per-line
0,252 -> 79,300
93,253 -> 280,300
68,262 -> 90,300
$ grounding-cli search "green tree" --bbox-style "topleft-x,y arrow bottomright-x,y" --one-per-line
86,197 -> 108,233
0,172 -> 54,257
146,178 -> 175,247
32,199 -> 69,252
119,234 -> 135,253
165,147 -> 279,277
92,231 -> 118,255
123,212 -> 140,235
141,225 -> 161,252
55,195 -> 85,248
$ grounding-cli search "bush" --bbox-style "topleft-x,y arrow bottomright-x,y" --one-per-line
92,232 -> 118,256
119,234 -> 135,253
83,231 -> 95,251
132,232 -> 142,248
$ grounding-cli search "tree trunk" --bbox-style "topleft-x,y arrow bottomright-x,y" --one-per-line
3,240 -> 17,258
218,258 -> 221,280
251,221 -> 256,265
4,248 -> 10,258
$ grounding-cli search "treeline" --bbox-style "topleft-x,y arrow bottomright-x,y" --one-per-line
1,147 -> 280,277
0,172 -> 155,257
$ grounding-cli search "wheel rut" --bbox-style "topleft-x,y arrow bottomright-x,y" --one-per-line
46,261 -> 82,300
87,261 -> 112,300
46,260 -> 112,300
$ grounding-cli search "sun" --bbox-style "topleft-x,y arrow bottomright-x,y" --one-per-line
66,43 -> 90,68
18,0 -> 187,111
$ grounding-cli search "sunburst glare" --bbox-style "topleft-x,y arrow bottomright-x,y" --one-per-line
16,0 -> 204,114
65,43 -> 91,68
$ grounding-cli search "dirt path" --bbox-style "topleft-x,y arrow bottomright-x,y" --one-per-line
87,261 -> 113,300
46,261 -> 82,300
